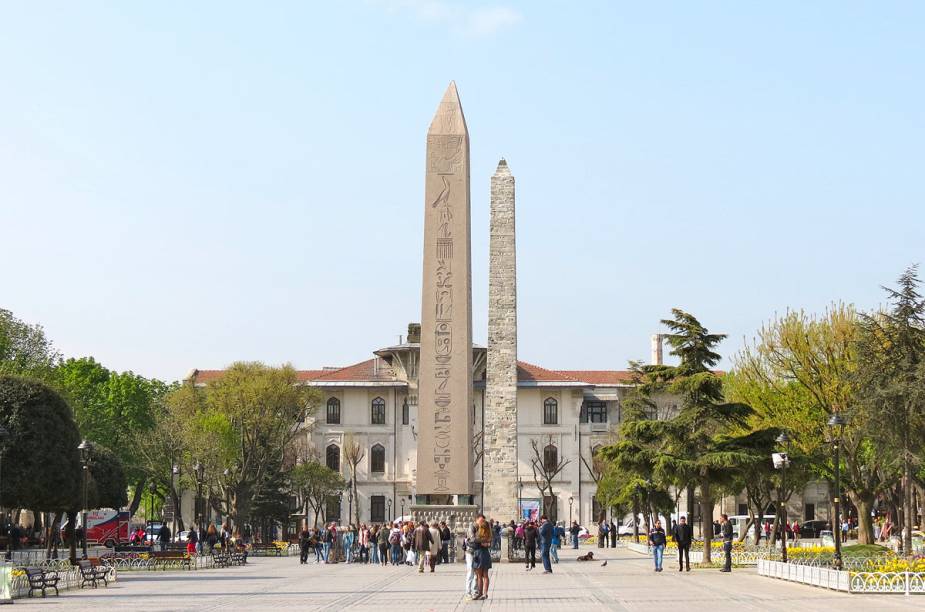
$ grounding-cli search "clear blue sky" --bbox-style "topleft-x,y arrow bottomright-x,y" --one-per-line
2,1 -> 923,381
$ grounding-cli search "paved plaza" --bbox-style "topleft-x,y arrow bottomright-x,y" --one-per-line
10,547 -> 923,611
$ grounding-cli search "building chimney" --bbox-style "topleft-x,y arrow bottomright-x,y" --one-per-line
407,323 -> 421,344
651,334 -> 663,365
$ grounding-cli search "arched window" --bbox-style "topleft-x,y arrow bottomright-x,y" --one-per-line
370,444 -> 385,473
326,398 -> 341,424
371,397 -> 386,425
543,398 -> 558,425
544,444 -> 558,472
326,444 -> 340,472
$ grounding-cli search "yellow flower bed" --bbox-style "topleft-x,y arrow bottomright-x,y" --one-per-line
272,541 -> 289,550
862,558 -> 925,573
787,546 -> 835,559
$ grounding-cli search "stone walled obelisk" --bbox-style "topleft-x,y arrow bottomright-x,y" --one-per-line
484,159 -> 519,522
417,82 -> 473,498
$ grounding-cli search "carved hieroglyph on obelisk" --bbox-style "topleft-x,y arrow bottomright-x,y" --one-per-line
484,159 -> 518,521
418,82 -> 473,496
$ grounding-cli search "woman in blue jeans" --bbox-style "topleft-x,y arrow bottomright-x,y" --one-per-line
648,520 -> 667,571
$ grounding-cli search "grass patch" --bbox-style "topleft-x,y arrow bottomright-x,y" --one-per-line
841,544 -> 888,556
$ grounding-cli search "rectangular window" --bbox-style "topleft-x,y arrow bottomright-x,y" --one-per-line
581,401 -> 607,423
804,503 -> 815,521
371,495 -> 385,523
738,503 -> 748,516
325,495 -> 341,521
402,400 -> 409,425
371,399 -> 386,425
543,401 -> 558,425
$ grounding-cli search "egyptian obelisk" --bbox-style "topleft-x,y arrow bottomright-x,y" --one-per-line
484,159 -> 518,522
417,82 -> 473,497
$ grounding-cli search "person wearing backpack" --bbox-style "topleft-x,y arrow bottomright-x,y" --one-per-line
389,522 -> 402,566
378,524 -> 389,566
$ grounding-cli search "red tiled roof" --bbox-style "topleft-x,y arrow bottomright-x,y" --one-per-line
311,359 -> 397,383
516,361 -> 583,383
556,370 -> 635,385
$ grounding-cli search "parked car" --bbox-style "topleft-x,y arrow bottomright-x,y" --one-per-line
799,520 -> 830,538
144,522 -> 164,543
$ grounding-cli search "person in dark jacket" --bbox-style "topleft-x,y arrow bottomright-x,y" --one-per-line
539,516 -> 554,574
720,514 -> 734,572
609,520 -> 617,547
523,521 -> 538,570
570,521 -> 581,549
672,516 -> 693,571
648,520 -> 667,572
439,521 -> 451,564
157,524 -> 171,552
413,522 -> 432,573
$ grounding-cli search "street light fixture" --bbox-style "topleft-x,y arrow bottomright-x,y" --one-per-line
0,424 -> 9,562
387,498 -> 392,523
517,478 -> 524,520
193,462 -> 205,539
400,498 -> 405,522
828,413 -> 847,570
568,496 -> 574,545
774,431 -> 791,563
147,481 -> 156,543
77,440 -> 92,559
171,464 -> 180,542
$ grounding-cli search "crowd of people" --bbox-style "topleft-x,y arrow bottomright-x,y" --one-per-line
293,514 -> 572,600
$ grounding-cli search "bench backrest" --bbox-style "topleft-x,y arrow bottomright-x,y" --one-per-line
78,560 -> 92,571
25,567 -> 43,577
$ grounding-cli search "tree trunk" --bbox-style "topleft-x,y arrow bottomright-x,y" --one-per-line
701,479 -> 712,565
847,491 -> 874,545
128,479 -> 146,516
903,455 -> 913,556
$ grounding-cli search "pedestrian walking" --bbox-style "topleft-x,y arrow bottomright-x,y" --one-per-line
389,523 -> 402,565
672,516 -> 692,571
414,522 -> 432,573
539,515 -> 554,574
610,520 -> 617,547
720,514 -> 733,572
323,523 -> 335,563
157,524 -> 171,552
550,522 -> 561,564
428,522 -> 442,572
439,521 -> 451,564
472,514 -> 493,600
463,524 -> 477,599
298,526 -> 311,564
523,520 -> 538,570
570,521 -> 580,549
648,520 -> 666,572
186,526 -> 198,555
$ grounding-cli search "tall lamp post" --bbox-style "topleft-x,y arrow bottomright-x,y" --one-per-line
193,462 -> 205,538
0,424 -> 9,562
347,479 -> 354,527
517,478 -> 524,520
633,484 -> 641,543
171,464 -> 180,543
829,413 -> 847,570
774,431 -> 791,563
568,497 -> 574,545
77,440 -> 92,559
400,498 -> 405,522
387,498 -> 392,523
147,481 -> 156,543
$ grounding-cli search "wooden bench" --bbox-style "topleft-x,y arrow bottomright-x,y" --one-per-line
78,560 -> 108,588
148,551 -> 192,570
25,567 -> 60,597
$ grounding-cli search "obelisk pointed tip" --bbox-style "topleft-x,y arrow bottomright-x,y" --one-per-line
494,158 -> 511,175
428,81 -> 468,136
